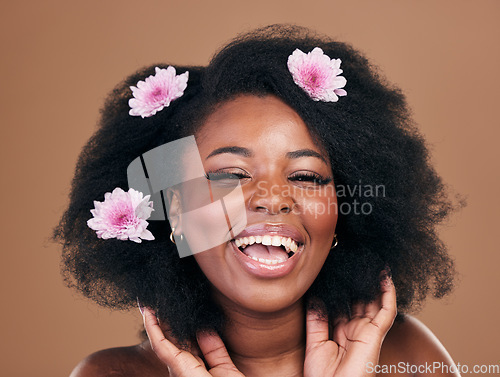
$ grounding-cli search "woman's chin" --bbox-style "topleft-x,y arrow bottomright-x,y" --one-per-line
214,287 -> 304,315
194,241 -> 314,315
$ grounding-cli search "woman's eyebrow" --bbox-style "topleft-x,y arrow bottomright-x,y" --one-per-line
206,147 -> 327,164
206,146 -> 253,160
286,149 -> 327,164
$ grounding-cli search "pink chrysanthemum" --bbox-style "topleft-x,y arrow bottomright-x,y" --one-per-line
287,47 -> 347,102
87,188 -> 155,243
129,66 -> 189,118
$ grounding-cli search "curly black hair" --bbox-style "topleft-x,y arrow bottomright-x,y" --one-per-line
53,24 -> 457,343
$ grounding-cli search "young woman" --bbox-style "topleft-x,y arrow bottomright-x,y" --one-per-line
55,25 -> 460,376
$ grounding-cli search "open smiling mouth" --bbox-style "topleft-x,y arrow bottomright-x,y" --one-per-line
232,235 -> 303,265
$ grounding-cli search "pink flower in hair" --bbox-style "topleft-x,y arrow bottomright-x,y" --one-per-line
129,66 -> 189,118
287,47 -> 347,102
87,188 -> 155,243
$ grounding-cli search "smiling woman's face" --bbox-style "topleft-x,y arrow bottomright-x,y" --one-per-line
190,95 -> 338,314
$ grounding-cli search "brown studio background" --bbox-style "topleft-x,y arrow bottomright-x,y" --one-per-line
1,1 -> 499,376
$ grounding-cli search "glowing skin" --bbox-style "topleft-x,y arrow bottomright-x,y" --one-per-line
73,94 -> 457,377
191,94 -> 338,315
161,94 -> 337,376
136,96 -> 456,377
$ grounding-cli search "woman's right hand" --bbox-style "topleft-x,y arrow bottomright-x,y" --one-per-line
142,308 -> 245,377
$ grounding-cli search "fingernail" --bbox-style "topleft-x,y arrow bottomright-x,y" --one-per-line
383,264 -> 392,277
381,275 -> 393,286
380,265 -> 392,284
137,297 -> 145,315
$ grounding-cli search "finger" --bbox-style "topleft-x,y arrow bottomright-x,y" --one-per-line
306,304 -> 330,347
193,355 -> 205,366
197,331 -> 237,370
371,275 -> 397,331
332,315 -> 348,350
364,297 -> 381,319
350,302 -> 365,319
365,297 -> 382,320
142,308 -> 185,366
158,319 -> 202,358
365,269 -> 392,319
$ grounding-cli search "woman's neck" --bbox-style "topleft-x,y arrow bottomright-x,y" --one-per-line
218,296 -> 306,377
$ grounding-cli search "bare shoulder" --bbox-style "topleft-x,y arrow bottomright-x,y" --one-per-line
69,341 -> 169,377
379,314 -> 459,376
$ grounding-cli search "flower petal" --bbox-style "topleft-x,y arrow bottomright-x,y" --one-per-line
287,47 -> 347,102
87,187 -> 155,242
140,229 -> 155,241
129,66 -> 189,118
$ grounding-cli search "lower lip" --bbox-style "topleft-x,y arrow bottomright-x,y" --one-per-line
230,241 -> 304,278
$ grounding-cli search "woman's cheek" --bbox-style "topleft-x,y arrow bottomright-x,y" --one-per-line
176,179 -> 247,257
298,188 -> 338,251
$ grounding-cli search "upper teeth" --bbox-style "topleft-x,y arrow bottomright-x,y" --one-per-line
234,235 -> 298,253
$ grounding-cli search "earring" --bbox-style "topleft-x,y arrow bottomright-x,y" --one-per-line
330,234 -> 338,250
170,228 -> 183,244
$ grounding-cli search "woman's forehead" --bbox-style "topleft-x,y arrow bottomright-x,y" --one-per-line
195,94 -> 325,156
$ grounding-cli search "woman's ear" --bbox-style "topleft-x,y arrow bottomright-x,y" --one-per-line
165,188 -> 182,235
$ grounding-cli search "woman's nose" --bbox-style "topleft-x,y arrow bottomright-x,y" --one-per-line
248,178 -> 296,215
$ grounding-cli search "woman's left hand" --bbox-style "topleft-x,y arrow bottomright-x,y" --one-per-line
304,274 -> 397,377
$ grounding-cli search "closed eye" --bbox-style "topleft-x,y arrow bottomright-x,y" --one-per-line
205,170 -> 250,181
288,172 -> 332,186
205,170 -> 332,186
